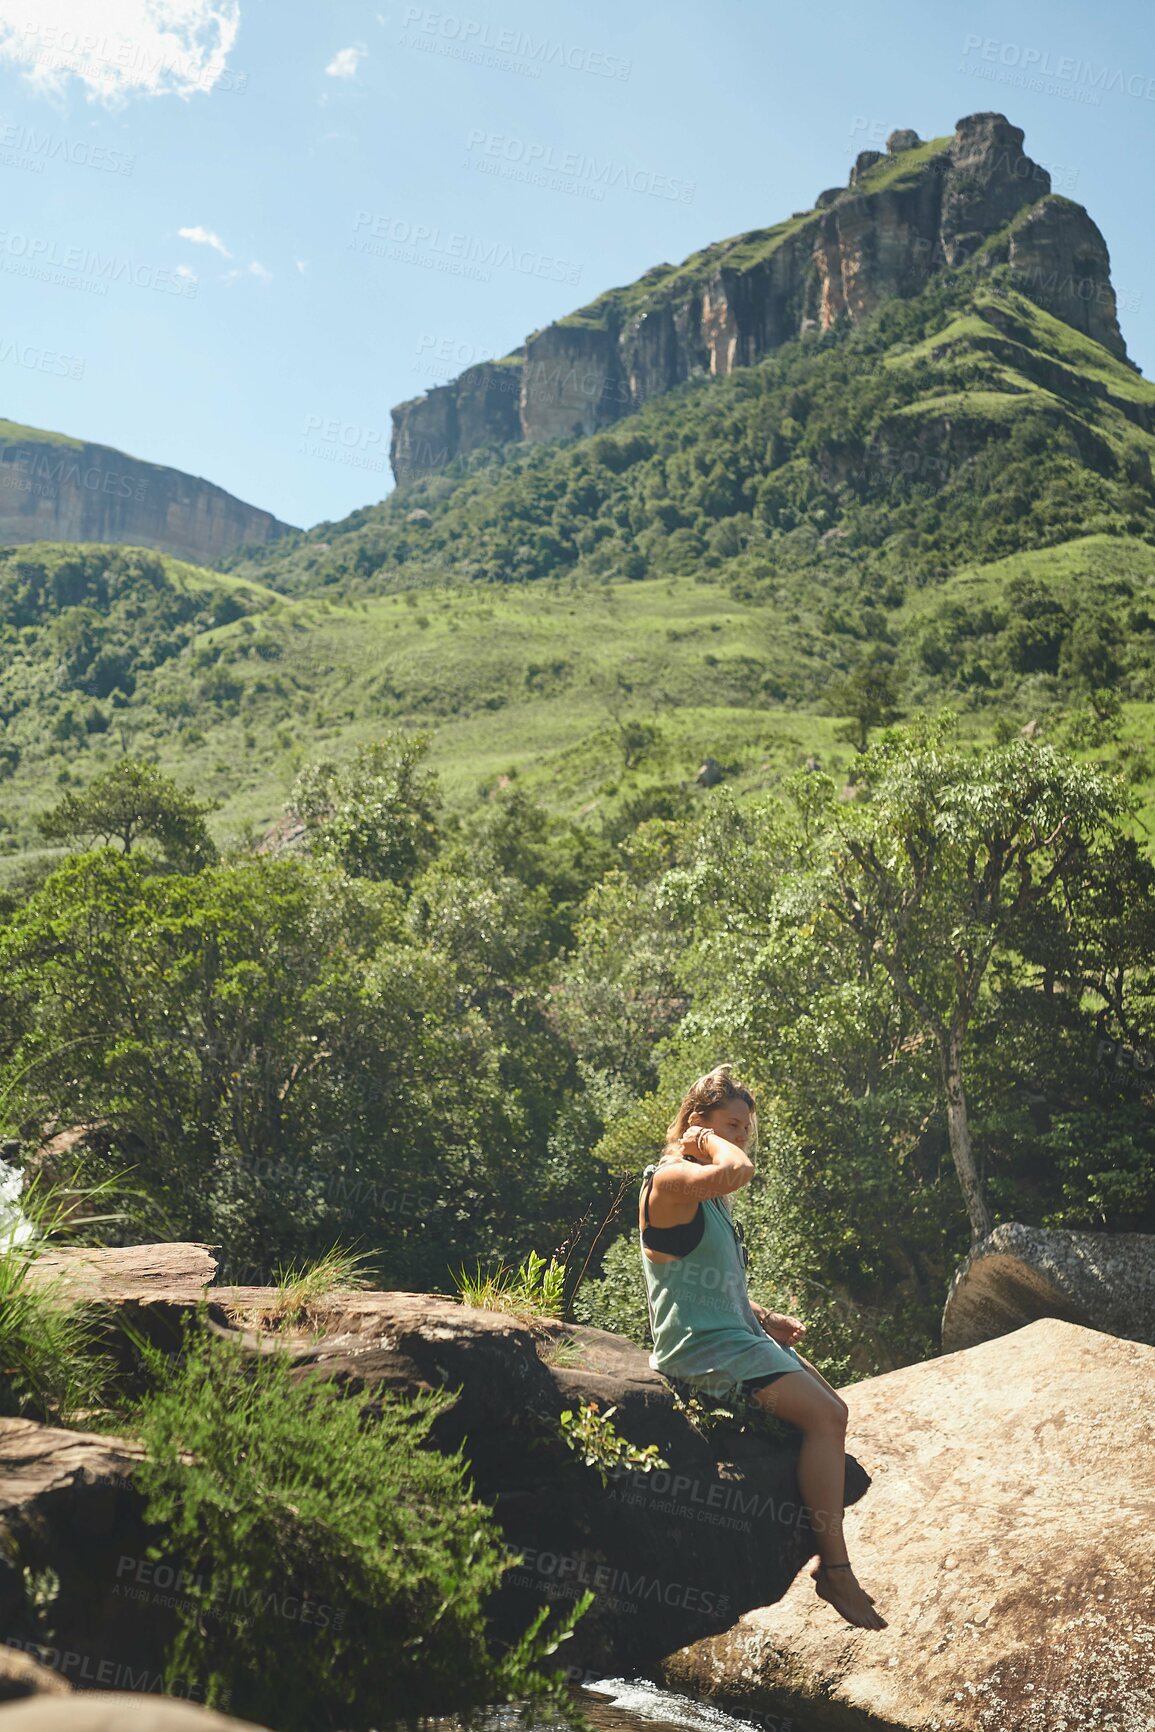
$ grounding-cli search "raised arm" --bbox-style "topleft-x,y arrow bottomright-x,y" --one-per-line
653,1124 -> 754,1205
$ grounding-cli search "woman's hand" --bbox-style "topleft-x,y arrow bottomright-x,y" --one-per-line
751,1302 -> 806,1346
677,1123 -> 712,1161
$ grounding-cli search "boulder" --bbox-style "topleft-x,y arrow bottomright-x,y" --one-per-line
0,1648 -> 72,1702
660,1318 -> 1155,1732
11,1250 -> 869,1680
22,1243 -> 219,1308
941,1220 -> 1155,1353
849,149 -> 883,185
0,1419 -> 175,1701
209,1289 -> 870,1674
0,1698 -> 270,1729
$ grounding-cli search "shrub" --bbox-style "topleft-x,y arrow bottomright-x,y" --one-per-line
128,1312 -> 594,1732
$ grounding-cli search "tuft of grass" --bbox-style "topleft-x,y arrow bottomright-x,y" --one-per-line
452,1248 -> 567,1320
228,1242 -> 379,1333
0,1250 -> 116,1422
536,1333 -> 587,1369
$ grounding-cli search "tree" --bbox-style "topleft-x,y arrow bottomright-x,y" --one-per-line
828,649 -> 902,754
37,757 -> 218,870
601,677 -> 661,770
288,732 -> 441,886
815,715 -> 1139,1241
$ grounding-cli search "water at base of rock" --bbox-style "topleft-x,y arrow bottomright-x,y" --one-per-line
377,1675 -> 811,1732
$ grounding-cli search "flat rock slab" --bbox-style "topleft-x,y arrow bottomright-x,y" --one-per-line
941,1222 -> 1155,1352
0,1419 -> 146,1520
661,1318 -> 1155,1732
0,1697 -> 270,1730
22,1245 -> 220,1308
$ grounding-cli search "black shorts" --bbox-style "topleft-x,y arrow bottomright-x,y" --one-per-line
740,1371 -> 791,1395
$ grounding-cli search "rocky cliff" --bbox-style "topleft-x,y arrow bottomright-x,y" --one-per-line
0,422 -> 296,568
390,112 -> 1130,484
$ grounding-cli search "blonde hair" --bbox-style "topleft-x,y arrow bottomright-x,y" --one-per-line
664,1063 -> 758,1155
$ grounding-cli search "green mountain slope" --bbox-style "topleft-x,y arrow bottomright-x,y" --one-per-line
5,164 -> 1155,878
229,274 -> 1155,604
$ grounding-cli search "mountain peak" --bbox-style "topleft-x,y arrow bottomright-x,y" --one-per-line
390,111 -> 1127,485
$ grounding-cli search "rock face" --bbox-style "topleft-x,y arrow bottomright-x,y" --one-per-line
290,1290 -> 868,1673
0,423 -> 295,568
17,1246 -> 1155,1730
0,1697 -> 270,1728
660,1318 -> 1155,1732
941,1221 -> 1155,1353
389,112 -> 1131,483
8,1247 -> 866,1683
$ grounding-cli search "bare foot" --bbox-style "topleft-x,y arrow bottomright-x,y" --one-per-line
811,1561 -> 888,1629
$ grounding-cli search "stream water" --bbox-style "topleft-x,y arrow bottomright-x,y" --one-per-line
0,1155 -> 31,1247
385,1674 -> 806,1732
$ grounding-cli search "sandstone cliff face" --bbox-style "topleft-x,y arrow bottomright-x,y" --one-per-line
390,112 -> 1131,484
0,426 -> 295,568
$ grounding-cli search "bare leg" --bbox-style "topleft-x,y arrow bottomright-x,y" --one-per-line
791,1351 -> 850,1416
752,1370 -> 886,1630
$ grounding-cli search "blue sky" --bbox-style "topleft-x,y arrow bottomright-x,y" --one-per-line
0,0 -> 1152,531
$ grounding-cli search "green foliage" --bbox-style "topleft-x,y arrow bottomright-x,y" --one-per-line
0,1164 -> 131,1421
557,1396 -> 668,1485
289,730 -> 441,885
37,756 -> 219,870
452,1248 -> 567,1319
827,647 -> 902,752
127,1312 -> 594,1731
0,1248 -> 114,1421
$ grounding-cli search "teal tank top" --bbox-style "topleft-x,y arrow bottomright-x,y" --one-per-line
639,1160 -> 805,1401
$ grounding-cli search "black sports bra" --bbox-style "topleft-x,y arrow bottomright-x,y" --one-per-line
640,1163 -> 705,1255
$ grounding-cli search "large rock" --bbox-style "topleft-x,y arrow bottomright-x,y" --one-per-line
941,1221 -> 1155,1353
660,1319 -> 1155,1732
388,111 -> 1129,481
195,1288 -> 870,1675
0,1699 -> 270,1729
11,1249 -> 868,1680
0,423 -> 294,569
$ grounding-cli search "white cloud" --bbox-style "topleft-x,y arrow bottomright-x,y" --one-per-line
0,0 -> 242,105
295,259 -> 308,274
223,259 -> 271,284
178,224 -> 231,256
325,44 -> 364,78
173,262 -> 197,281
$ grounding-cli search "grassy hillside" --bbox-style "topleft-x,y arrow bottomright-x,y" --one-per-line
6,533 -> 1155,885
4,262 -> 1155,879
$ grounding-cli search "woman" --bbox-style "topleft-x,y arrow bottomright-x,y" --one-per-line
638,1064 -> 885,1631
